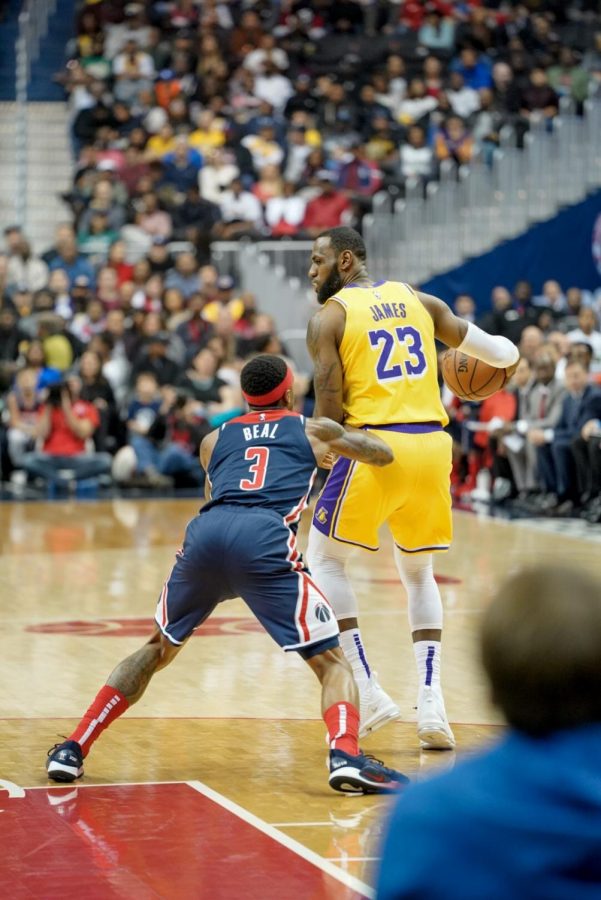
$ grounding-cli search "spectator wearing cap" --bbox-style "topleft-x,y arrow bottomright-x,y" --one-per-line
130,330 -> 180,387
164,252 -> 202,300
218,178 -> 264,239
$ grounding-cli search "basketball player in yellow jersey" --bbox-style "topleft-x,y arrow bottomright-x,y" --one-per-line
306,227 -> 519,749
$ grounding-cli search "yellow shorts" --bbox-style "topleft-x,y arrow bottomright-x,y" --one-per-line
312,425 -> 453,554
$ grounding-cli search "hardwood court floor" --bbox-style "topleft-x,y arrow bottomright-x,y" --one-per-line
1,498 -> 598,898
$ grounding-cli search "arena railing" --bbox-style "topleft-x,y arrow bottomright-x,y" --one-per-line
364,94 -> 601,284
212,240 -> 315,373
14,0 -> 57,231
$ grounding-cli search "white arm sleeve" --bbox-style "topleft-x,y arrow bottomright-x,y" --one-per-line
457,322 -> 520,368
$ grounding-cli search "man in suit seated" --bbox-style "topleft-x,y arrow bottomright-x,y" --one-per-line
534,359 -> 601,516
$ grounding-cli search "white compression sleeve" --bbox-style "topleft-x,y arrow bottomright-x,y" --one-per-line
457,321 -> 520,368
394,549 -> 443,632
306,525 -> 357,620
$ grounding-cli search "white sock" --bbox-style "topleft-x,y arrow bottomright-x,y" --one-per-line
413,640 -> 441,690
339,628 -> 372,689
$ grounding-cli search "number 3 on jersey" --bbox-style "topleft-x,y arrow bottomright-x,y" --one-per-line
240,446 -> 270,491
368,326 -> 427,382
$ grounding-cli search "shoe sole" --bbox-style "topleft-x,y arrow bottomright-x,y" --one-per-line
418,727 -> 456,750
359,706 -> 401,739
47,762 -> 84,783
329,766 -> 400,795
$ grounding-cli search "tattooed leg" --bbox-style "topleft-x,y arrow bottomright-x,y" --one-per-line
107,628 -> 183,704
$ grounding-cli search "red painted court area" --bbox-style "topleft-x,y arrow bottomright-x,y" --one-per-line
3,782 -> 365,899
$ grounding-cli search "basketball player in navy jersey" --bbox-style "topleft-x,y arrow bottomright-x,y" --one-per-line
47,355 -> 408,794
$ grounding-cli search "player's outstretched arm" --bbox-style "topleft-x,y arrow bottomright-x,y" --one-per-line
418,291 -> 520,373
306,417 -> 393,467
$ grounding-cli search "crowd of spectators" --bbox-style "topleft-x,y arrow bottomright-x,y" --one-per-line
447,278 -> 601,523
54,0 -> 601,252
0,220 -> 309,495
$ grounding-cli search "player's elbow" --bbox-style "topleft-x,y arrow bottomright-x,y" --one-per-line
373,446 -> 394,466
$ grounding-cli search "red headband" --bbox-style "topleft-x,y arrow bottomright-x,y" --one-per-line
242,366 -> 294,407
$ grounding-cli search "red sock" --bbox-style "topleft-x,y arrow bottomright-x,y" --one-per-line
323,702 -> 360,756
69,685 -> 129,758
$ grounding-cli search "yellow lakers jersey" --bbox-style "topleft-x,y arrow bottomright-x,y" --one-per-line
328,281 -> 448,428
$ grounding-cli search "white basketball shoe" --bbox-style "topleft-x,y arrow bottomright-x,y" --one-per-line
358,672 -> 401,738
417,685 -> 455,750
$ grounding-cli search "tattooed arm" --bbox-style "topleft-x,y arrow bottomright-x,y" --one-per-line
306,302 -> 346,423
306,417 -> 393,467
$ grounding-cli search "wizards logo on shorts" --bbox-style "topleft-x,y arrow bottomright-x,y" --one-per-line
314,603 -> 332,623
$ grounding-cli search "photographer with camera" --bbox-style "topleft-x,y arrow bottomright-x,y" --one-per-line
21,374 -> 112,488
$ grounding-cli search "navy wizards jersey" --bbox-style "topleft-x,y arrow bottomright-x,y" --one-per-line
205,410 -> 317,527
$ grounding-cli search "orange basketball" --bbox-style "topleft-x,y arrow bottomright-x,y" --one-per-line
441,349 -> 508,402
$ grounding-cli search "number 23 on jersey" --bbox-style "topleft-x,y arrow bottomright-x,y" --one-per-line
368,326 -> 427,382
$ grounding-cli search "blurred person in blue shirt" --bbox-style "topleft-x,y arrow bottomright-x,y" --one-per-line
377,564 -> 601,900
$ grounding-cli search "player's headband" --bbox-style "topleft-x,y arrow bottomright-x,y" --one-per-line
242,366 -> 294,407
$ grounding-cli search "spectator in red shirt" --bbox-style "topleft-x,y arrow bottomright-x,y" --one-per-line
21,375 -> 111,486
302,171 -> 351,238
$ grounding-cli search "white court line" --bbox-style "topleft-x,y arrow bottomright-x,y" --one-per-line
187,780 -> 375,900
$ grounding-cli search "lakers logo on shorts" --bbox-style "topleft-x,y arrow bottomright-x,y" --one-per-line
316,506 -> 328,525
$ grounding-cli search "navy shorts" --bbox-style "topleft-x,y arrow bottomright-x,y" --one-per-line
154,505 -> 340,658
